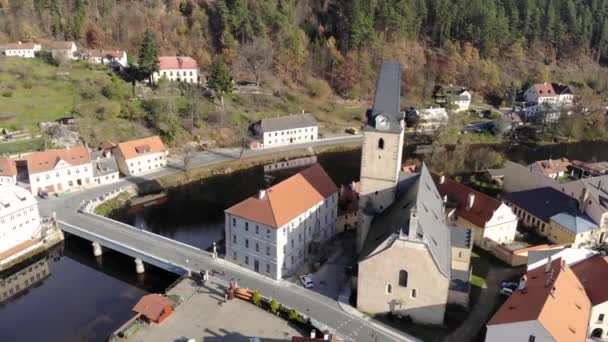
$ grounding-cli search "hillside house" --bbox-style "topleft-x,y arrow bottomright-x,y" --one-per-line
153,56 -> 199,84
0,42 -> 41,58
115,136 -> 168,176
0,158 -> 17,184
82,49 -> 128,67
252,114 -> 318,149
44,41 -> 77,60
433,85 -> 472,112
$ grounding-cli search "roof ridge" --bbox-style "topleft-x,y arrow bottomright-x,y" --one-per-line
265,187 -> 279,228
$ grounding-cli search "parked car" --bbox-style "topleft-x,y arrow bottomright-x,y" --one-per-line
500,281 -> 519,290
345,127 -> 359,135
38,190 -> 49,199
500,287 -> 514,296
299,274 -> 314,288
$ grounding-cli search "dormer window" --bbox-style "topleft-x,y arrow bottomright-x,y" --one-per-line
375,115 -> 389,130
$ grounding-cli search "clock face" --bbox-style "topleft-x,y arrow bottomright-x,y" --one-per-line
375,114 -> 389,129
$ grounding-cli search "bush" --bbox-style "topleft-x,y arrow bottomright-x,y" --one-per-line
2,91 -> 12,98
304,79 -> 331,99
288,309 -> 299,321
252,291 -> 261,306
101,84 -> 121,100
270,299 -> 280,314
80,86 -> 97,100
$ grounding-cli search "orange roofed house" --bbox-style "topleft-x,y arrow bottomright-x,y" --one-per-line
132,294 -> 174,324
23,145 -> 94,195
485,258 -> 591,342
571,255 -> 608,340
114,136 -> 168,176
0,157 -> 17,184
225,164 -> 338,280
152,56 -> 199,84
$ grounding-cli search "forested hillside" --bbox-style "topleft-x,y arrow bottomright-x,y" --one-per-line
1,0 -> 608,104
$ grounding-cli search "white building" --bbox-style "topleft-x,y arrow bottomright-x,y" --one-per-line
572,255 -> 608,340
433,174 -> 519,249
434,85 -> 471,112
83,49 -> 128,67
253,113 -> 318,149
90,150 -> 120,186
0,184 -> 41,259
0,158 -> 17,184
224,164 -> 338,280
44,41 -> 77,60
0,42 -> 41,58
523,82 -> 574,122
115,136 -> 168,176
153,56 -> 199,84
24,145 -> 94,195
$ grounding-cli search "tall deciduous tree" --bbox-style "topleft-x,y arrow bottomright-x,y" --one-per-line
207,58 -> 234,108
137,29 -> 159,85
238,37 -> 274,84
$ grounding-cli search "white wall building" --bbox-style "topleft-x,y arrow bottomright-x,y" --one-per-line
153,56 -> 199,84
0,184 -> 41,257
83,49 -> 128,67
115,136 -> 168,176
0,42 -> 41,58
225,164 -> 338,280
90,150 -> 120,186
253,113 -> 318,149
24,145 -> 94,195
523,83 -> 574,122
0,158 -> 17,184
44,41 -> 77,60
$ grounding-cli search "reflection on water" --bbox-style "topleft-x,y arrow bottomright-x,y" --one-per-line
0,235 -> 177,342
0,256 -> 50,304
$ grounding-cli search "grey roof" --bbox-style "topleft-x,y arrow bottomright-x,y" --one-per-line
90,150 -> 118,177
360,163 -> 452,278
485,168 -> 505,178
259,113 -> 317,132
526,248 -> 565,265
366,62 -> 404,134
450,227 -> 472,249
550,212 -> 597,234
504,187 -> 578,222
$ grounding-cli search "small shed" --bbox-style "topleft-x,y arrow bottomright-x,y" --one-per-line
133,294 -> 174,324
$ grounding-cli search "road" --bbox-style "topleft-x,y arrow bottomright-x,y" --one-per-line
38,135 -> 418,342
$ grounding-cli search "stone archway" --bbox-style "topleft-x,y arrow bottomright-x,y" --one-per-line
591,328 -> 603,338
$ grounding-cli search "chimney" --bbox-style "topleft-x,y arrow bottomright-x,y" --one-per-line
544,256 -> 552,273
466,193 -> 475,210
517,275 -> 527,291
258,190 -> 266,199
440,175 -> 445,184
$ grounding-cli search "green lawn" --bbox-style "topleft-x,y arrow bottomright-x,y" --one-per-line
471,249 -> 491,282
0,137 -> 46,154
94,192 -> 132,217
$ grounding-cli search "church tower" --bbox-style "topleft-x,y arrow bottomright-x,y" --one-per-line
357,62 -> 405,252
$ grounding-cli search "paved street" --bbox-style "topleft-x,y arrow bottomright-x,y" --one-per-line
37,136 -> 419,342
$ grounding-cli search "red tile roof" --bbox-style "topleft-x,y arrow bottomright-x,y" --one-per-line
87,49 -> 125,58
529,158 -> 571,177
226,164 -> 338,228
0,157 -> 17,177
45,41 -> 75,50
0,42 -> 38,50
158,56 -> 197,70
488,258 -> 591,342
534,83 -> 556,96
116,136 -> 167,160
571,255 -> 608,306
132,294 -> 174,321
432,174 -> 502,228
24,146 -> 91,174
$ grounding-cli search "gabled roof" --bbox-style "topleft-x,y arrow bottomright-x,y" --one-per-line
528,158 -> 571,177
503,187 -> 578,222
552,83 -> 574,95
571,255 -> 608,306
24,145 -> 91,174
0,184 -> 37,216
432,174 -> 503,228
132,294 -> 174,321
45,41 -> 75,50
158,56 -> 197,70
366,62 -> 403,134
488,258 -> 590,342
0,42 -> 39,50
116,136 -> 167,160
550,212 -> 597,234
226,164 -> 338,228
0,157 -> 17,177
86,49 -> 125,58
532,83 -> 556,97
260,113 -> 317,132
90,151 -> 118,177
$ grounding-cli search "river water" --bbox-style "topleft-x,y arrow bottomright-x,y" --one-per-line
2,141 -> 608,341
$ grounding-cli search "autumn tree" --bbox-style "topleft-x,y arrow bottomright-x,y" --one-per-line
238,37 -> 274,84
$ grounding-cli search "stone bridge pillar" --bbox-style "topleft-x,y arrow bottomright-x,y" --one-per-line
134,258 -> 145,274
92,242 -> 103,257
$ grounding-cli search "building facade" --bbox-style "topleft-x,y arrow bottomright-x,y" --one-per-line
572,255 -> 608,340
0,158 -> 17,184
254,114 -> 318,149
225,164 -> 338,280
0,184 -> 41,257
82,49 -> 128,67
44,41 -> 77,60
153,56 -> 199,84
0,257 -> 49,303
24,146 -> 94,195
0,42 -> 41,58
115,136 -> 168,176
90,150 -> 120,186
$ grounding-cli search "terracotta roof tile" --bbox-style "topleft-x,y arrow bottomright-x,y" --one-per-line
533,83 -> 557,97
24,146 -> 91,174
571,255 -> 608,305
488,258 -> 591,342
86,49 -> 125,58
432,174 -> 501,227
116,136 -> 167,160
226,164 -> 338,228
529,158 -> 571,177
132,294 -> 174,321
0,157 -> 17,177
158,56 -> 197,70
0,42 -> 38,50
45,41 -> 75,50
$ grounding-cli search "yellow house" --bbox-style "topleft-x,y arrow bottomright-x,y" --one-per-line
549,212 -> 601,248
